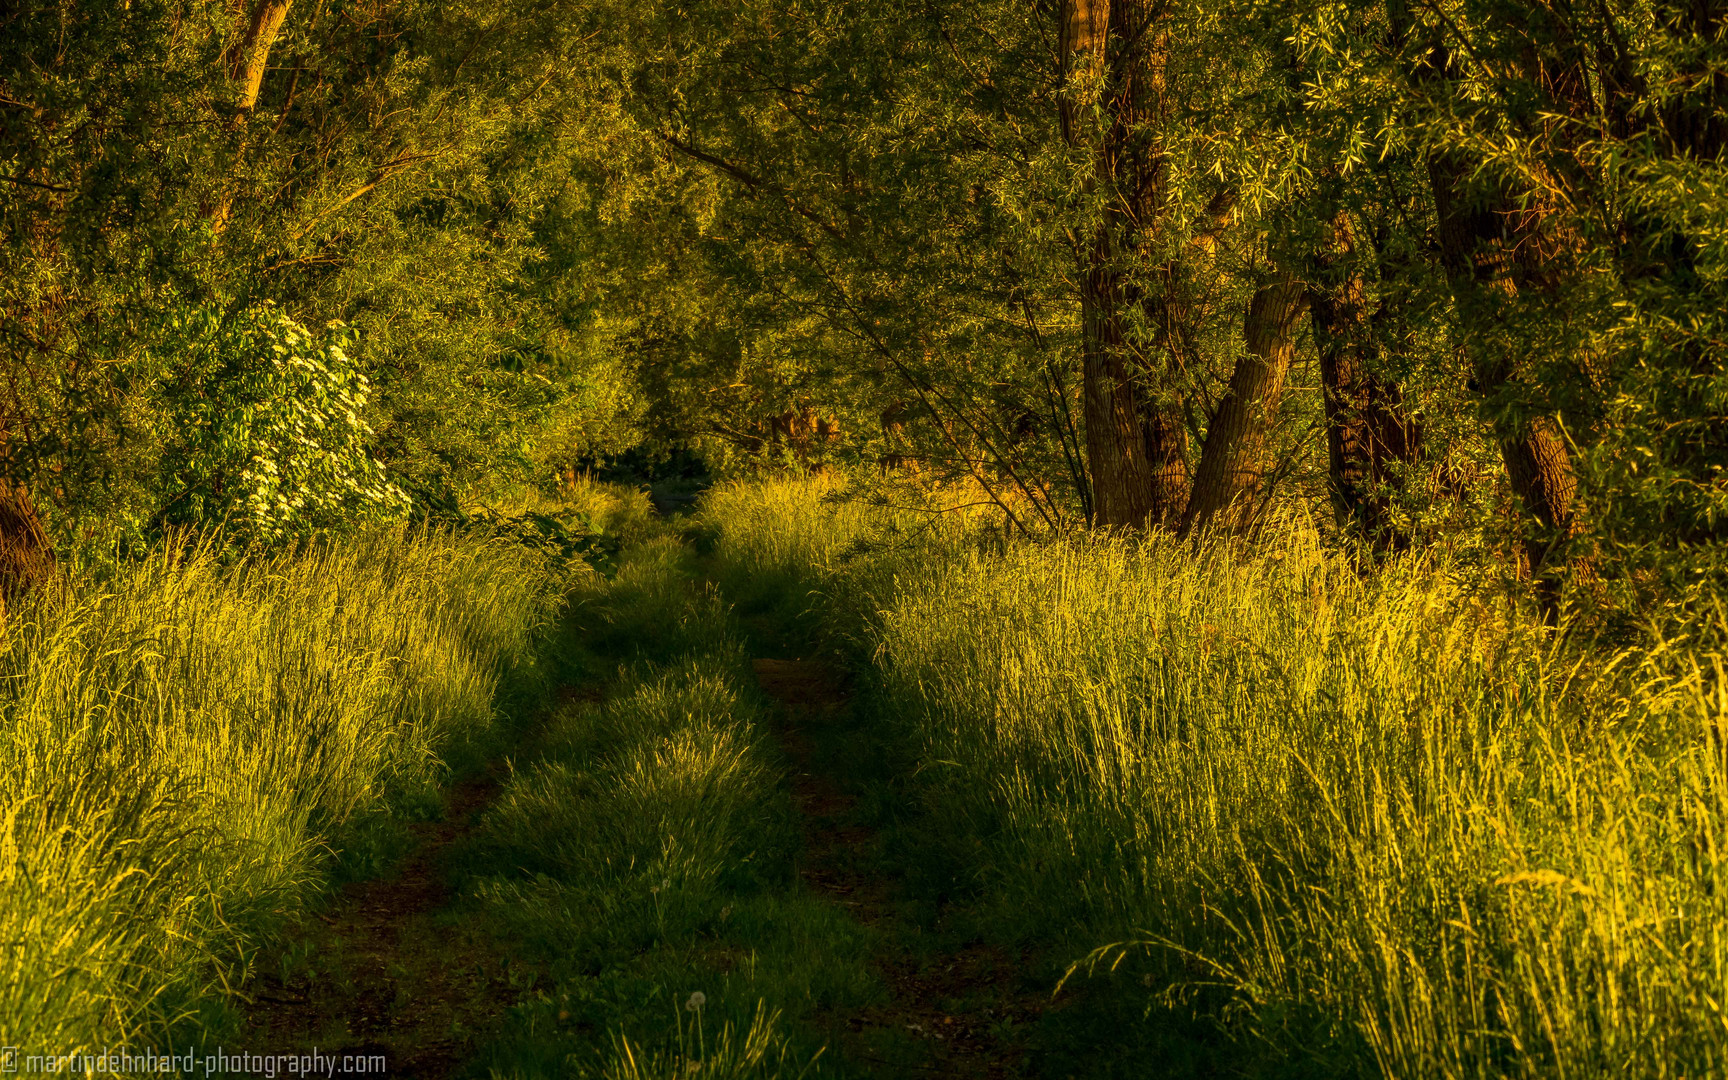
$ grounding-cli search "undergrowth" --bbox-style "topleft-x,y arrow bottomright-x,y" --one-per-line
0,528 -> 567,1054
698,473 -> 1728,1079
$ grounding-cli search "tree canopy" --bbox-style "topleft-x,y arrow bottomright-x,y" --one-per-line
5,0 -> 1727,621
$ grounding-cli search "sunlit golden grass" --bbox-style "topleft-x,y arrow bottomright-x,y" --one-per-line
0,529 -> 567,1053
702,476 -> 1728,1078
477,476 -> 661,547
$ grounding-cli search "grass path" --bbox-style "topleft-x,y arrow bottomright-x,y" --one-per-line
750,658 -> 1051,1079
234,527 -> 1068,1079
241,746 -> 542,1076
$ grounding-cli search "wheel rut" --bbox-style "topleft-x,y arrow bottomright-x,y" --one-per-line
751,658 -> 1047,1079
241,688 -> 599,1078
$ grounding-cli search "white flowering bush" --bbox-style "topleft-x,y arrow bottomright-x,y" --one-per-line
152,301 -> 410,541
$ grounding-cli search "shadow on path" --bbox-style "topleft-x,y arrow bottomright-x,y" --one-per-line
751,658 -> 1049,1080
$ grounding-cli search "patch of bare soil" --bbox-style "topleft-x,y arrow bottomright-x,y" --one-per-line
751,659 -> 1048,1079
242,736 -> 551,1077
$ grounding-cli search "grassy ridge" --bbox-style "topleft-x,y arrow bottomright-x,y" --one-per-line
700,474 -> 1728,1078
462,534 -> 871,1079
0,529 -> 567,1054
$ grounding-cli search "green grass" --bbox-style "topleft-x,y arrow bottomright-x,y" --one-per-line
22,472 -> 1720,1078
0,527 -> 568,1054
458,535 -> 869,1079
698,475 -> 1728,1079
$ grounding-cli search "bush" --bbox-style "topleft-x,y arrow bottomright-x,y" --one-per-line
141,300 -> 410,544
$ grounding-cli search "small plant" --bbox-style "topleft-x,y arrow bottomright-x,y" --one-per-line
603,1000 -> 818,1080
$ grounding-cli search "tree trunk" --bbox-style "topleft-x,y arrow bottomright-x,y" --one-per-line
229,0 -> 294,114
1181,279 -> 1308,535
1427,146 -> 1588,586
1140,396 -> 1187,526
1058,0 -> 1110,144
0,478 -> 52,613
1064,0 -> 1149,528
1079,242 -> 1157,528
207,0 -> 294,229
1112,0 -> 1189,528
1307,213 -> 1421,549
1062,0 -> 1186,528
1392,9 -> 1593,594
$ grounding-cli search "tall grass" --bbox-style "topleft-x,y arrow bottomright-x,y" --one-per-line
476,476 -> 661,548
701,477 -> 1728,1079
0,528 -> 567,1054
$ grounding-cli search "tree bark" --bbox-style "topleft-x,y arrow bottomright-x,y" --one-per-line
1181,279 -> 1308,535
1112,0 -> 1189,528
0,477 -> 52,613
1144,185 -> 1237,525
1307,213 -> 1421,549
1062,0 -> 1186,528
229,0 -> 294,114
1079,242 -> 1157,528
1065,0 -> 1149,527
1058,0 -> 1110,144
1390,5 -> 1594,593
1427,144 -> 1588,585
207,0 -> 294,230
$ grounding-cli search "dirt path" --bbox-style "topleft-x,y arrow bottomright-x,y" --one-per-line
239,647 -> 1048,1077
751,659 -> 1048,1079
243,764 -> 523,1078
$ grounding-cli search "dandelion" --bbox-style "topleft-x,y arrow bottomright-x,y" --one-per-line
685,991 -> 706,1012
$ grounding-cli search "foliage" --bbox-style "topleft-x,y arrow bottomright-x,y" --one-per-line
143,301 -> 410,542
0,0 -> 645,548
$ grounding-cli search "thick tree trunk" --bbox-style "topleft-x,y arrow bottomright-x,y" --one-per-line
1058,0 -> 1110,144
1307,214 -> 1421,549
0,478 -> 52,612
1112,0 -> 1189,527
1140,399 -> 1187,525
1065,0 -> 1149,527
1079,248 -> 1158,528
1144,186 -> 1237,524
1181,279 -> 1308,535
1063,0 -> 1187,528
